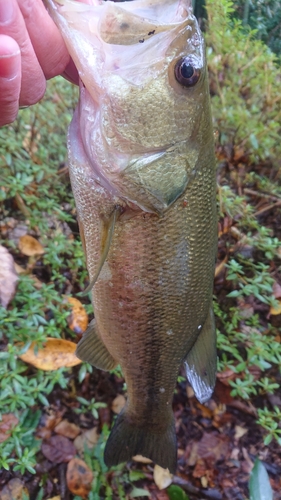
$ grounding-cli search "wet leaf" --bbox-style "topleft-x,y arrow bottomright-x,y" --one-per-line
0,245 -> 18,308
41,435 -> 76,463
74,427 -> 99,454
66,457 -> 93,498
0,414 -> 19,443
167,485 -> 190,500
54,419 -> 81,439
19,338 -> 81,370
65,297 -> 88,334
111,394 -> 126,414
154,465 -> 173,490
249,459 -> 273,500
0,479 -> 29,500
187,432 -> 230,466
18,234 -> 44,256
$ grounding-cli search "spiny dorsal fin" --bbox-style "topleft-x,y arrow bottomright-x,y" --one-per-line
81,206 -> 121,296
184,306 -> 217,404
76,319 -> 117,371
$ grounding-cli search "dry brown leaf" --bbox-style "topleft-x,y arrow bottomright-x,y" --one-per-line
19,338 -> 81,370
0,414 -> 19,443
74,427 -> 99,455
0,245 -> 18,308
18,234 -> 44,256
153,465 -> 173,490
65,297 -> 88,334
188,432 -> 230,467
41,435 -> 76,463
0,479 -> 29,500
66,458 -> 93,498
54,420 -> 81,439
111,394 -> 126,414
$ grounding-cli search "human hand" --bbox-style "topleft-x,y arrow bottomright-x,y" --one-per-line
0,0 -> 78,126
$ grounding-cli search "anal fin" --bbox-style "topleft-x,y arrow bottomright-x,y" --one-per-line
185,306 -> 217,404
76,319 -> 117,371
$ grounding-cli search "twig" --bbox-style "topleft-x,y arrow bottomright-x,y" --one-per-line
172,476 -> 223,500
254,200 -> 281,217
244,188 -> 281,202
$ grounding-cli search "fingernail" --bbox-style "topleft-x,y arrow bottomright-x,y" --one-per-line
0,52 -> 20,79
0,1 -> 14,25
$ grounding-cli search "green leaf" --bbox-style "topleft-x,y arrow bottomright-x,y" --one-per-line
130,486 -> 150,498
249,459 -> 273,500
129,470 -> 146,482
167,485 -> 190,500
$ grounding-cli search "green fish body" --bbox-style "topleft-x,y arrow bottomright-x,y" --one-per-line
45,0 -> 217,473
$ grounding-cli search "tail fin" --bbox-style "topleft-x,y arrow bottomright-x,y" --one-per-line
104,411 -> 177,473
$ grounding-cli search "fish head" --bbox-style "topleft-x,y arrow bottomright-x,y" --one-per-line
46,0 -> 212,210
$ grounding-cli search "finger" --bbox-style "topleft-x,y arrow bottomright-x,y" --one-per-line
0,0 -> 45,106
18,0 -> 70,80
0,35 -> 21,126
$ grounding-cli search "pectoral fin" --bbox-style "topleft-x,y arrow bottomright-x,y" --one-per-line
76,319 -> 117,371
81,206 -> 121,295
185,307 -> 217,404
117,145 -> 198,215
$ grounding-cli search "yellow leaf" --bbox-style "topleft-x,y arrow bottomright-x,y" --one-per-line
18,234 -> 45,256
270,299 -> 281,316
19,338 -> 81,370
153,464 -> 173,490
65,296 -> 88,334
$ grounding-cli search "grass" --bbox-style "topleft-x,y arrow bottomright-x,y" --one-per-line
0,0 -> 280,496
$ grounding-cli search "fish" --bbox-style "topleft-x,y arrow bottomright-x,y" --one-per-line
44,0 -> 217,473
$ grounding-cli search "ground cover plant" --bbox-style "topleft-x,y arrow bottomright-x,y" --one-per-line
0,0 -> 280,498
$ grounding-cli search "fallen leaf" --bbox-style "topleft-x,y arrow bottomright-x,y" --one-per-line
19,338 -> 81,370
273,281 -> 281,299
0,414 -> 19,443
154,465 -> 173,490
111,394 -> 126,414
65,297 -> 88,334
54,420 -> 80,439
74,427 -> 99,455
66,458 -> 93,498
234,425 -> 248,440
46,497 -> 61,500
0,245 -> 18,308
18,234 -> 44,256
270,299 -> 281,316
0,479 -> 29,500
133,455 -> 153,464
187,432 -> 230,467
41,435 -> 76,463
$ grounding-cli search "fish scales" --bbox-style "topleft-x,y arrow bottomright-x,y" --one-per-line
45,0 -> 217,473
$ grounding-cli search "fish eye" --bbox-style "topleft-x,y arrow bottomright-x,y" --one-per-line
174,58 -> 201,87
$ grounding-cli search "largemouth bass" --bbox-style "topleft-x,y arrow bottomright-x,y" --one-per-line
45,0 -> 217,473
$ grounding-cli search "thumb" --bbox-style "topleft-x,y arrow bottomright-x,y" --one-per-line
0,35 -> 21,126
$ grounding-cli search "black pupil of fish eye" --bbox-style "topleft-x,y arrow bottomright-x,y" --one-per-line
181,63 -> 194,79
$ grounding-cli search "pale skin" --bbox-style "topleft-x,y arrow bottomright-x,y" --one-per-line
0,0 -> 78,126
